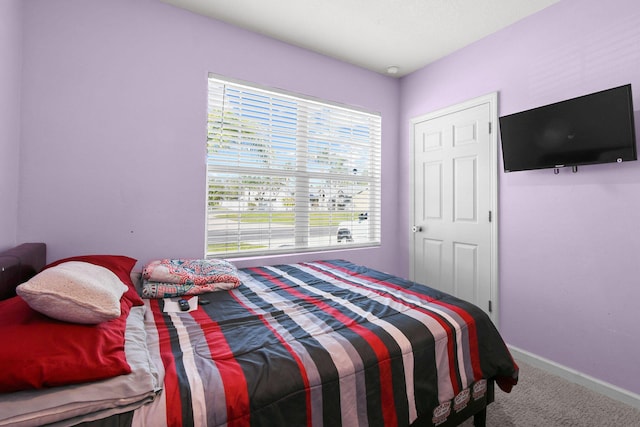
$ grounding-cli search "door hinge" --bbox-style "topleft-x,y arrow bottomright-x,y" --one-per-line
488,210 -> 492,222
488,122 -> 492,134
488,300 -> 492,313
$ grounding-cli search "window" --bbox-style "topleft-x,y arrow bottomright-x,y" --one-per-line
206,75 -> 381,258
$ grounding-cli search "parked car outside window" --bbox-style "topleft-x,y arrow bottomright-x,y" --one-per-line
337,213 -> 368,243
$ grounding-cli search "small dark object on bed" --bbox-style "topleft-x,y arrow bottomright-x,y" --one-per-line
198,298 -> 210,305
178,298 -> 190,311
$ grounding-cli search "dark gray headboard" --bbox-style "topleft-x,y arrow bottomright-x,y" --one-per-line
0,243 -> 46,301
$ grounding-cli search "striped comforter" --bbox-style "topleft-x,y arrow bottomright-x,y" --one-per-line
134,260 -> 517,427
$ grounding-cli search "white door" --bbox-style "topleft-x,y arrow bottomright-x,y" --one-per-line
410,93 -> 498,323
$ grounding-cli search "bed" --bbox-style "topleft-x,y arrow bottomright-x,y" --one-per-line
0,243 -> 517,427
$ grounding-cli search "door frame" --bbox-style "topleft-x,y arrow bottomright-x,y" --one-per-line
409,92 -> 500,326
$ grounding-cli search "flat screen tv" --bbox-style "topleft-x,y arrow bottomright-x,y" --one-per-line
499,84 -> 637,172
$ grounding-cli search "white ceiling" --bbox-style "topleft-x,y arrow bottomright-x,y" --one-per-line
160,0 -> 561,77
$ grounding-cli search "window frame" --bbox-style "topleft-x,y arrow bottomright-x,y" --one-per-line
206,74 -> 382,259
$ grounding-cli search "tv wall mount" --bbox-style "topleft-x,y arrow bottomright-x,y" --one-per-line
553,157 -> 623,174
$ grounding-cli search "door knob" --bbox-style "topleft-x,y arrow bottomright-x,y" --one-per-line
412,225 -> 423,233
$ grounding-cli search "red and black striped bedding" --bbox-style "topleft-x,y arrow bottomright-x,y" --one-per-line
138,259 -> 517,426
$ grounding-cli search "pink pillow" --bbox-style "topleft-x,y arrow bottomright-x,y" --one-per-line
17,261 -> 128,324
45,254 -> 143,307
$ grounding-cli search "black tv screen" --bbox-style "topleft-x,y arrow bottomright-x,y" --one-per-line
499,84 -> 637,172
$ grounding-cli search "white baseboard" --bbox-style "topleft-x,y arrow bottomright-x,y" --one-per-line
508,345 -> 640,411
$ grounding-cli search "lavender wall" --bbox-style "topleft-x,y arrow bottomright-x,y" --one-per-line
400,0 -> 640,395
15,0 -> 639,399
17,0 -> 402,274
0,0 -> 23,251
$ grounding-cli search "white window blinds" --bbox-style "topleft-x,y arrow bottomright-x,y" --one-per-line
206,75 -> 381,258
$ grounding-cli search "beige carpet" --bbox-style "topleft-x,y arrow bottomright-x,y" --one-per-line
459,359 -> 640,426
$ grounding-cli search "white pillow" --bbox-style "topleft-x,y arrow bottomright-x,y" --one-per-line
16,261 -> 128,324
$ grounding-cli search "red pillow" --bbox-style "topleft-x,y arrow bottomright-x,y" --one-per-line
0,296 -> 132,392
0,254 -> 142,393
44,254 -> 143,307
